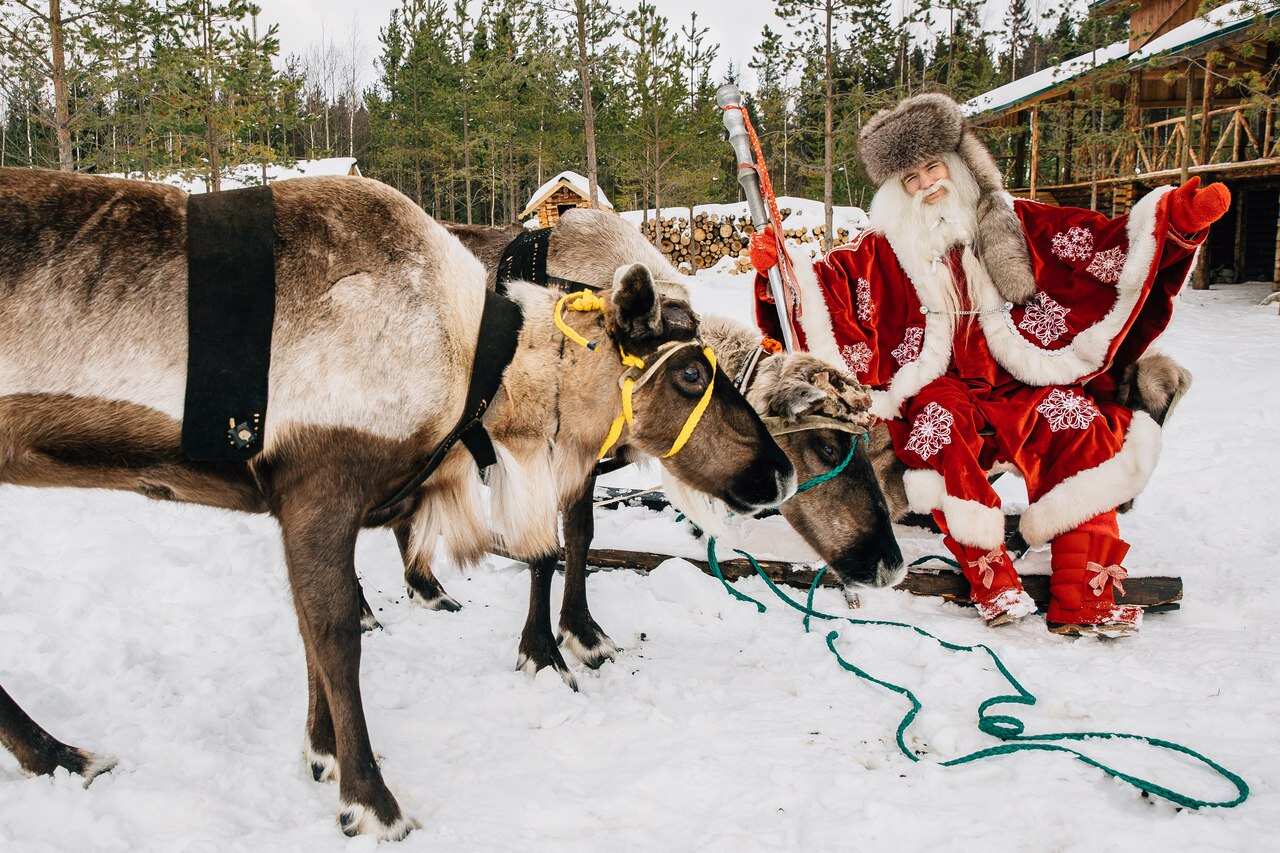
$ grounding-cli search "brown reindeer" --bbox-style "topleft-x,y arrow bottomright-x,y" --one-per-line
0,169 -> 795,840
374,209 -> 1192,674
361,209 -> 903,675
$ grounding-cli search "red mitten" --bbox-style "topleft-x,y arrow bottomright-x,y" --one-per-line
749,225 -> 779,273
1166,177 -> 1231,234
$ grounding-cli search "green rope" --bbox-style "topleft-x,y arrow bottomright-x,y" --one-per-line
794,440 -> 858,494
704,540 -> 1250,810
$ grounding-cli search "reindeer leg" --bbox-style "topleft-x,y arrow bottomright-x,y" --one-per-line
558,474 -> 619,668
278,489 -> 415,841
0,684 -> 116,787
394,523 -> 462,612
355,584 -> 382,633
516,555 -> 577,691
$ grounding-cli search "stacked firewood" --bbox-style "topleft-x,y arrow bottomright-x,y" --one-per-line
637,208 -> 853,274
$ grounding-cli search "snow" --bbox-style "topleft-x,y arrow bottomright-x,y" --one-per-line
2,268 -> 1278,847
963,41 -> 1130,117
620,195 -> 869,233
522,171 -> 613,215
108,157 -> 360,194
1131,1 -> 1279,63
965,1 -> 1280,118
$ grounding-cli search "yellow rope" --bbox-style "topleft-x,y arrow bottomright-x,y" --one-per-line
662,346 -> 716,458
553,290 -> 604,350
553,289 -> 715,461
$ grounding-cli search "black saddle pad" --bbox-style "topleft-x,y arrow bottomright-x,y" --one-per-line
181,185 -> 276,462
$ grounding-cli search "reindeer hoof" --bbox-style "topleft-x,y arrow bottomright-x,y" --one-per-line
64,747 -> 118,788
405,579 -> 463,612
516,635 -> 578,691
338,800 -> 419,841
559,620 -> 620,669
306,744 -> 339,784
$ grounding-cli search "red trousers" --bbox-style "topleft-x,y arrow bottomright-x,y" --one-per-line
888,375 -> 1135,551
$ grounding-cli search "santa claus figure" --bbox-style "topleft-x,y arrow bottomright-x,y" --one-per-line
751,93 -> 1229,636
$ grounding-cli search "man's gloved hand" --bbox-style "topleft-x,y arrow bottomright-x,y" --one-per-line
1166,176 -> 1231,234
749,225 -> 779,273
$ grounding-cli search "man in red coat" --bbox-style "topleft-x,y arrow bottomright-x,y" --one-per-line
752,93 -> 1229,636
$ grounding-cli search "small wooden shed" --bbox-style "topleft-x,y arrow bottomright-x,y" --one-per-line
520,170 -> 613,228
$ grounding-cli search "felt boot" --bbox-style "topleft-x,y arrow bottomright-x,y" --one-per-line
936,512 -> 1035,626
1047,512 -> 1142,638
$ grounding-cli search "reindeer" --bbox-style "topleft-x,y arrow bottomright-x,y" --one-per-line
0,169 -> 796,840
369,209 -> 1194,679
358,209 -> 904,681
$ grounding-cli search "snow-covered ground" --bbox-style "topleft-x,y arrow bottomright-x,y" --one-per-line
1,278 -> 1277,851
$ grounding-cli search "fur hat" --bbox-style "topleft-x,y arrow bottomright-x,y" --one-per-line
858,93 -> 1036,304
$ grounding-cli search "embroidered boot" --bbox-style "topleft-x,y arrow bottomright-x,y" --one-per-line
1047,512 -> 1143,638
936,512 -> 1035,626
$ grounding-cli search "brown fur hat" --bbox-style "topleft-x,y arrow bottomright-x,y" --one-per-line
858,93 -> 1037,304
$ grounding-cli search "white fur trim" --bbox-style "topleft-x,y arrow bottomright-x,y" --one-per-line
1019,410 -> 1162,546
903,469 -> 1005,549
871,237 -> 956,421
788,243 -> 843,368
974,187 -> 1172,387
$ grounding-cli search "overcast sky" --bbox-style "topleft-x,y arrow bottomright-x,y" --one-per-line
257,1 -> 1063,95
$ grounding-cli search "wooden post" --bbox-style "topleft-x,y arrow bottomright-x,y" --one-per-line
1181,61 -> 1195,181
1264,101 -> 1274,158
1233,188 -> 1247,283
1273,203 -> 1280,290
1029,107 -> 1039,200
1199,55 -> 1214,166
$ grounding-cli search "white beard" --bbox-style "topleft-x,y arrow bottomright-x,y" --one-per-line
868,152 -> 983,322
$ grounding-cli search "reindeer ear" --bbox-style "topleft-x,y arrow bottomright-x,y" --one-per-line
607,263 -> 664,341
752,359 -> 827,419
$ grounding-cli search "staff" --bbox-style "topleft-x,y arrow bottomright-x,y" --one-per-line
716,83 -> 798,352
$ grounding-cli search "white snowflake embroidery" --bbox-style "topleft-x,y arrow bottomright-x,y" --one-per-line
905,402 -> 955,460
855,277 -> 875,323
1017,292 -> 1070,346
1086,246 -> 1127,284
840,342 -> 872,375
1036,389 -> 1100,432
1050,226 -> 1095,262
891,326 -> 924,366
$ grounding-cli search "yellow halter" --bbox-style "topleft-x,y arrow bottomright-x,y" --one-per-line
553,289 -> 717,460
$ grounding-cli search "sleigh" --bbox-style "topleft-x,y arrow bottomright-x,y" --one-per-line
580,485 -> 1184,614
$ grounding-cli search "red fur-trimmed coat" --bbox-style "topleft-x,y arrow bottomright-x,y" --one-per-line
755,188 -> 1203,550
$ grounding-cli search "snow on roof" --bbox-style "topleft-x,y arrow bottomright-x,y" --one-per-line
521,170 -> 613,216
963,41 -> 1130,117
1130,0 -> 1278,62
965,1 -> 1277,119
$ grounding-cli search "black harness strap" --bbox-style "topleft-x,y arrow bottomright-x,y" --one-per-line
495,227 -> 597,293
371,289 -> 524,515
181,185 -> 276,462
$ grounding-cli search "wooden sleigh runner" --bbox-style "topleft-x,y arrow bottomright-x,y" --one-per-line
582,486 -> 1184,613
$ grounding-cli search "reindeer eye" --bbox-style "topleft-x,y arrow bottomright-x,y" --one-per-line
672,360 -> 707,396
813,437 -> 841,464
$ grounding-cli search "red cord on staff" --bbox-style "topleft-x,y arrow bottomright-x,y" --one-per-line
721,104 -> 804,338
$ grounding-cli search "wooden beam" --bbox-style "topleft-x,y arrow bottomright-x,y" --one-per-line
1274,204 -> 1280,289
1182,60 -> 1195,181
1199,54 -> 1215,166
1234,188 -> 1247,282
1029,107 -> 1039,200
552,547 -> 1183,612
